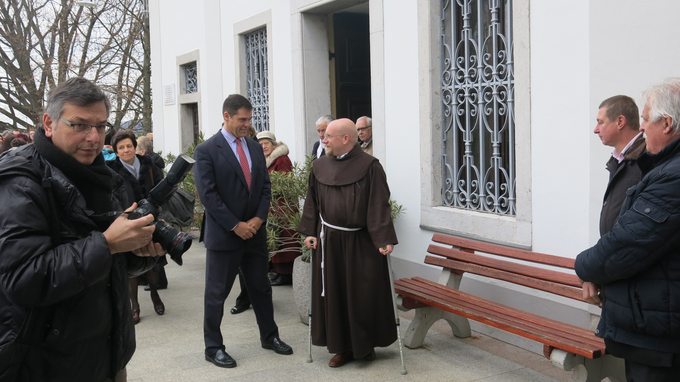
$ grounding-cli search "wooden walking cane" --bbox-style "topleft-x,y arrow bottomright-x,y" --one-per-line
386,253 -> 408,375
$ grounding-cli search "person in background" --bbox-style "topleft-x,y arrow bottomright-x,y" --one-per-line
0,135 -> 15,154
356,116 -> 373,155
312,115 -> 334,160
102,124 -> 117,161
107,129 -> 165,324
10,137 -> 26,149
136,135 -> 165,170
257,130 -> 297,285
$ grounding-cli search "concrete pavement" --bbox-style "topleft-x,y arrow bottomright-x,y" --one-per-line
126,239 -> 570,382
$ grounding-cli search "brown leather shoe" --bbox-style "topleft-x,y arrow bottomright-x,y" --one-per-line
363,349 -> 376,361
329,352 -> 353,367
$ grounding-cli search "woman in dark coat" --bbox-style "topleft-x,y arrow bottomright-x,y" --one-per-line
108,129 -> 165,323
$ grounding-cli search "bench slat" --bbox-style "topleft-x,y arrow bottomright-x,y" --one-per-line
397,278 -> 600,344
432,234 -> 575,269
396,286 -> 602,359
428,245 -> 581,288
400,277 -> 601,345
425,255 -> 585,302
396,279 -> 604,359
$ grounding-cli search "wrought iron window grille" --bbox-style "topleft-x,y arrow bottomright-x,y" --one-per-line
245,28 -> 270,133
440,0 -> 516,216
183,61 -> 197,94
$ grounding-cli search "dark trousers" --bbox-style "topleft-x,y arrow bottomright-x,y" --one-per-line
234,270 -> 251,308
626,359 -> 680,382
203,247 -> 278,354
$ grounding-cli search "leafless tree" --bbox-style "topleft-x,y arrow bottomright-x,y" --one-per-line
0,0 -> 151,132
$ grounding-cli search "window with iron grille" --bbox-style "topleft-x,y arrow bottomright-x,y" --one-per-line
183,61 -> 197,94
440,0 -> 515,216
245,28 -> 270,133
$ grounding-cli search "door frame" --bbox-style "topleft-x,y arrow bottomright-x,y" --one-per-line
291,0 -> 386,164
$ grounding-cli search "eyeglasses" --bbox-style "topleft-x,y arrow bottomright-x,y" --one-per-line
322,134 -> 344,140
60,118 -> 109,135
357,125 -> 372,132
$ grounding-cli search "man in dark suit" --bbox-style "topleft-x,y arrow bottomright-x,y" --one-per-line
311,114 -> 334,159
194,94 -> 293,369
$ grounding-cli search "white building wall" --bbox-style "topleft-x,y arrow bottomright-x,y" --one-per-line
150,0 -> 680,354
530,0 -> 592,258
587,0 -> 680,245
382,1 -> 432,267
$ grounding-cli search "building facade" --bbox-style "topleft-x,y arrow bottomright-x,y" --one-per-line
149,0 -> 680,354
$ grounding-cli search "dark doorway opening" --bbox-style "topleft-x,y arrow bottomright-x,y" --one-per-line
332,12 -> 371,121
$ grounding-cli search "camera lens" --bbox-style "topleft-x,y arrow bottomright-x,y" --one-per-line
153,221 -> 193,266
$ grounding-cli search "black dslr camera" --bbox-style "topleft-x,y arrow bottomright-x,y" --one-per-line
127,154 -> 195,266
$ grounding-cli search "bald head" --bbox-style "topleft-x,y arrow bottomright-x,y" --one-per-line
323,118 -> 358,157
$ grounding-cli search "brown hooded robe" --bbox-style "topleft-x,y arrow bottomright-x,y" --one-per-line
297,144 -> 398,357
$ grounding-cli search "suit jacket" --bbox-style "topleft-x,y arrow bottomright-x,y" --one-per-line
311,141 -> 325,159
194,130 -> 271,251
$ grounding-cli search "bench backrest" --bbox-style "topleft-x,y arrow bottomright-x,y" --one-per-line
427,234 -> 585,302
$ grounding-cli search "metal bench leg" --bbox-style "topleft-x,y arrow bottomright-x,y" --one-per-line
549,349 -> 625,382
403,306 -> 471,348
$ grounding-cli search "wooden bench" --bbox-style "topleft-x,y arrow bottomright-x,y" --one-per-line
394,234 -> 624,382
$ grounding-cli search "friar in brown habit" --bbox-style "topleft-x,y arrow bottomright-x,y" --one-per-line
297,118 -> 398,368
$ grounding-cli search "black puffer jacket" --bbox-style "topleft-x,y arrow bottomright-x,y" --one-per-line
576,137 -> 680,353
0,145 -> 156,382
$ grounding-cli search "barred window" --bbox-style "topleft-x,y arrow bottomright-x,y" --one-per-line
244,28 -> 270,133
440,0 -> 515,215
183,61 -> 197,94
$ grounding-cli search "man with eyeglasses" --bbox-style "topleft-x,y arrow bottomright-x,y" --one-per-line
0,77 -> 162,382
312,114 -> 335,160
356,116 -> 373,155
298,118 -> 398,368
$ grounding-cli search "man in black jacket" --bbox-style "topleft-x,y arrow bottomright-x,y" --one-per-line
576,78 -> 680,381
583,95 -> 645,306
0,78 -> 162,382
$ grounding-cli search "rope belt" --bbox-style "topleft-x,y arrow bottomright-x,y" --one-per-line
319,214 -> 361,297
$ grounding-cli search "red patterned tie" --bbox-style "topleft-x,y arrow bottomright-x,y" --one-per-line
235,138 -> 251,189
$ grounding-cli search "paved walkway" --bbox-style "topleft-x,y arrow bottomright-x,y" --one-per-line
127,239 -> 571,382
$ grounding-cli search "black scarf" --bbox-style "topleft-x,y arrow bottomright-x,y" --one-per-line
33,128 -> 114,216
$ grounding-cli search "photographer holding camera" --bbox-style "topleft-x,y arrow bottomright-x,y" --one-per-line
0,78 -> 162,382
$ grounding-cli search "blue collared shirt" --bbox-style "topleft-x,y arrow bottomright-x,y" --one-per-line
220,127 -> 252,170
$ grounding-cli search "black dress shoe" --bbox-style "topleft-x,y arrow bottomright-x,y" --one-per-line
262,337 -> 294,355
205,349 -> 237,368
230,305 -> 250,315
270,274 -> 292,286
